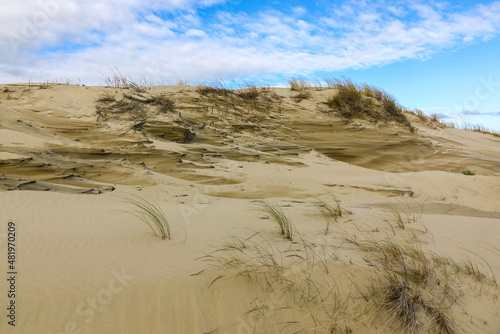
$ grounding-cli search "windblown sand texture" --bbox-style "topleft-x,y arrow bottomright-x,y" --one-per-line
0,82 -> 499,333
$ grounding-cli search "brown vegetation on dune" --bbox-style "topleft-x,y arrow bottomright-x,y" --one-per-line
325,77 -> 414,130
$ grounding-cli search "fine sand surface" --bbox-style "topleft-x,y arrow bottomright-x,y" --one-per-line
0,83 -> 499,333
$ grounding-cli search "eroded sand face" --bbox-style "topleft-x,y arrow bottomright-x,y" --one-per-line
0,83 -> 499,333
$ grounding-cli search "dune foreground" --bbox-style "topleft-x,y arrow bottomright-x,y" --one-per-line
0,82 -> 499,333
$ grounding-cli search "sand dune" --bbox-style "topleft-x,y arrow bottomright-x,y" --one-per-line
0,83 -> 499,333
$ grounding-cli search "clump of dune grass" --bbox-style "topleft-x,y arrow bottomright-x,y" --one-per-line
414,109 -> 426,121
288,78 -> 312,92
428,113 -> 442,123
96,96 -> 147,122
100,66 -> 147,92
411,109 -> 436,123
292,90 -> 312,102
348,233 -> 459,333
175,78 -> 190,86
193,80 -> 283,118
257,201 -> 294,240
288,78 -> 313,102
345,206 -> 496,333
312,79 -> 324,91
96,91 -> 116,103
236,81 -> 260,100
153,94 -> 175,113
314,195 -> 344,235
95,89 -> 176,122
196,80 -> 233,97
325,77 -> 413,130
462,170 -> 475,176
121,196 -> 171,240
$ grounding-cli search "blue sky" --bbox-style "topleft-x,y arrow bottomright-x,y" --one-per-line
1,0 -> 499,130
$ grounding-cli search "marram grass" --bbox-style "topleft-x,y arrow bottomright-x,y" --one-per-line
122,196 -> 171,240
257,200 -> 294,240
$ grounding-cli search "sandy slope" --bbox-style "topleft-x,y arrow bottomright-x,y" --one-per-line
0,83 -> 499,333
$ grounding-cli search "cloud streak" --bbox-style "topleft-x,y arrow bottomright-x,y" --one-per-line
1,1 -> 500,84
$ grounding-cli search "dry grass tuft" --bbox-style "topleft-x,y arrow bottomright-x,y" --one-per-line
236,81 -> 260,100
289,78 -> 313,102
100,66 -> 147,92
439,120 -> 500,137
95,90 -> 175,121
348,233 -> 459,333
196,80 -> 233,97
96,95 -> 146,122
288,78 -> 312,92
325,77 -> 413,130
153,94 -> 176,113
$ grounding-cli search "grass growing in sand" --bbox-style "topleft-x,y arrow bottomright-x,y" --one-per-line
325,77 -> 413,130
288,78 -> 313,102
121,196 -> 171,240
436,120 -> 500,137
95,90 -> 175,122
288,78 -> 312,92
383,201 -> 423,230
202,199 -> 497,333
314,195 -> 345,235
348,233 -> 457,333
100,66 -> 148,92
257,201 -> 294,241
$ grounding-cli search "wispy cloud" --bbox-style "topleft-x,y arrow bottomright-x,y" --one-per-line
1,1 -> 500,83
461,110 -> 500,116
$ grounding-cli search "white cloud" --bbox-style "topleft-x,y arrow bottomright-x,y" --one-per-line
1,1 -> 500,84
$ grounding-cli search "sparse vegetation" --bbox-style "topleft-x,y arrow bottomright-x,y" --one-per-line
414,109 -> 427,121
292,90 -> 312,102
95,89 -> 175,122
121,196 -> 171,240
176,78 -> 190,86
325,77 -> 413,130
384,201 -> 423,230
196,80 -> 232,97
153,94 -> 176,113
236,81 -> 260,100
95,93 -> 147,122
314,195 -> 345,235
462,170 -> 475,176
461,123 -> 500,137
202,233 -> 286,285
437,120 -> 500,137
194,79 -> 283,118
257,201 -> 294,240
289,78 -> 313,102
100,66 -> 147,92
349,233 -> 456,333
202,201 -> 497,333
288,78 -> 312,92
